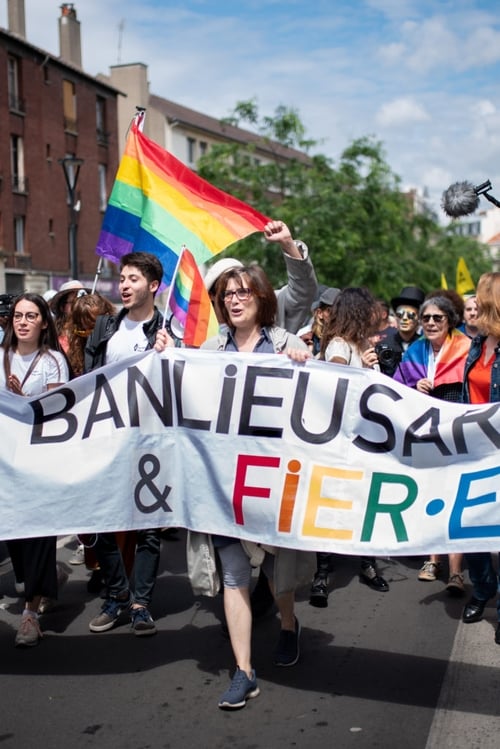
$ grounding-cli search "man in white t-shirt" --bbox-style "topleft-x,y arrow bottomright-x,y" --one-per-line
85,252 -> 171,636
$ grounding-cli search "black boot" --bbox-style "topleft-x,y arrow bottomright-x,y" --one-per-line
309,552 -> 333,608
359,557 -> 389,592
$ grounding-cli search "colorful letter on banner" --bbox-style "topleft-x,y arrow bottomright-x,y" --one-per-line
95,125 -> 271,283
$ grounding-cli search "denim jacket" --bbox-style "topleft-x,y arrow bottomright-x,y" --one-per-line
462,335 -> 500,404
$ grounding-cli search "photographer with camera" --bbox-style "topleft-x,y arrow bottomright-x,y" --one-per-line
373,286 -> 425,376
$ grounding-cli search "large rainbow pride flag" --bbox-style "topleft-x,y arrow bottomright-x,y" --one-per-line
95,124 -> 270,283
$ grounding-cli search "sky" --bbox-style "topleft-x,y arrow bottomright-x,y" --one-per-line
3,0 -> 500,217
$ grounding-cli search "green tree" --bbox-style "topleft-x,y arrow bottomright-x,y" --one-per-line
198,101 -> 492,299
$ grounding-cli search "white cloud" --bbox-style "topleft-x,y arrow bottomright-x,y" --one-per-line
376,97 -> 430,127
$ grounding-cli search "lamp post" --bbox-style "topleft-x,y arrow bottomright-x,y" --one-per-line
59,156 -> 84,280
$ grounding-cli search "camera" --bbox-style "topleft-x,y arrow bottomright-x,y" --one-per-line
0,294 -> 15,318
374,342 -> 401,375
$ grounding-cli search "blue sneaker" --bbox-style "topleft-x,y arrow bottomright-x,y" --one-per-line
130,606 -> 157,636
218,668 -> 260,709
89,595 -> 130,632
273,617 -> 301,666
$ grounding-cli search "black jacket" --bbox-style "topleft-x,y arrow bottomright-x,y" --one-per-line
84,307 -> 163,372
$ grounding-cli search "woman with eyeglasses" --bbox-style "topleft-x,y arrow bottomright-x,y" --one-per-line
460,272 -> 500,642
0,293 -> 70,647
394,295 -> 470,593
196,264 -> 308,709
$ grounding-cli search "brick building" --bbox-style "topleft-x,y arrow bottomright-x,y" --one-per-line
0,1 -> 120,296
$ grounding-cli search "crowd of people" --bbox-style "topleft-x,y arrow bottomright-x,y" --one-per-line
1,220 -> 499,711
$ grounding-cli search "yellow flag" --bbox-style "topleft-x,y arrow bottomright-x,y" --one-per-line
440,273 -> 448,289
456,257 -> 475,295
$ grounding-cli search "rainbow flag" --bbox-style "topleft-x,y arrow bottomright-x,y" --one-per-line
393,329 -> 470,390
95,124 -> 270,282
170,247 -> 218,347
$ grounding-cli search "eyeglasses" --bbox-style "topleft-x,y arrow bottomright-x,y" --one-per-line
395,310 -> 417,320
13,312 -> 40,323
222,288 -> 253,303
421,314 -> 447,324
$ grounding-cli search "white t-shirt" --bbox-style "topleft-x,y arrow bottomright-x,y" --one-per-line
325,337 -> 364,368
104,316 -> 151,365
0,349 -> 70,396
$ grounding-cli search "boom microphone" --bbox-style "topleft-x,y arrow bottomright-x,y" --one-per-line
441,179 -> 495,218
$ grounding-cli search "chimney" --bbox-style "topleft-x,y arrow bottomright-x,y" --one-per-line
8,0 -> 26,38
59,3 -> 82,69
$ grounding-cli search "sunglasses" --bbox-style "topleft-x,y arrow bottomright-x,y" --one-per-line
395,310 -> 417,320
421,314 -> 446,324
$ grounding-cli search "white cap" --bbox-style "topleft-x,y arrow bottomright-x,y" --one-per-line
57,280 -> 86,294
203,258 -> 243,293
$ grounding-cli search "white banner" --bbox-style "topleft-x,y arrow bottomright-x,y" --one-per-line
1,348 -> 499,555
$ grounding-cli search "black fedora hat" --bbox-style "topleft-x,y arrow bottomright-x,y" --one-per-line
390,285 -> 425,311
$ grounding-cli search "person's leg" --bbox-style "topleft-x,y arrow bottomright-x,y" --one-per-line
94,532 -> 130,598
131,528 -> 161,607
216,542 -> 259,709
263,554 -> 300,667
446,553 -> 465,595
360,556 -> 389,591
310,552 -> 333,607
89,533 -> 131,633
217,542 -> 253,676
129,529 -> 161,635
7,537 -> 57,647
463,552 -> 498,624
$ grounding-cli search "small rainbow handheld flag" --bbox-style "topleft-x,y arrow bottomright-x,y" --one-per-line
169,247 -> 219,347
95,123 -> 270,283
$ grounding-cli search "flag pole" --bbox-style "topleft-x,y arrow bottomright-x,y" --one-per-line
93,108 -> 148,294
161,245 -> 186,329
91,257 -> 103,294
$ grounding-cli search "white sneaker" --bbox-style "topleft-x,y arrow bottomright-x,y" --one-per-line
15,615 -> 42,647
69,544 -> 85,565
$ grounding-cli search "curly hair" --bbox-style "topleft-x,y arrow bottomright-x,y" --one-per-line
320,287 -> 379,359
475,272 -> 500,338
66,293 -> 116,376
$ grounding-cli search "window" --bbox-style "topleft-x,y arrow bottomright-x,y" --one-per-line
187,137 -> 196,164
7,55 -> 24,112
98,164 -> 107,211
199,141 -> 208,156
96,97 -> 108,145
10,135 -> 28,193
63,80 -> 77,132
13,216 -> 25,254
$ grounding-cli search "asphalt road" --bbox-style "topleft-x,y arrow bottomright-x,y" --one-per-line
0,532 -> 499,749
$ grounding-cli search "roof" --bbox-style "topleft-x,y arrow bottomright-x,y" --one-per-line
149,94 -> 312,166
0,26 -> 122,95
487,232 -> 500,244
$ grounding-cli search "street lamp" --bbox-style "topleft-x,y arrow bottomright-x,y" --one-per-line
59,156 -> 84,280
